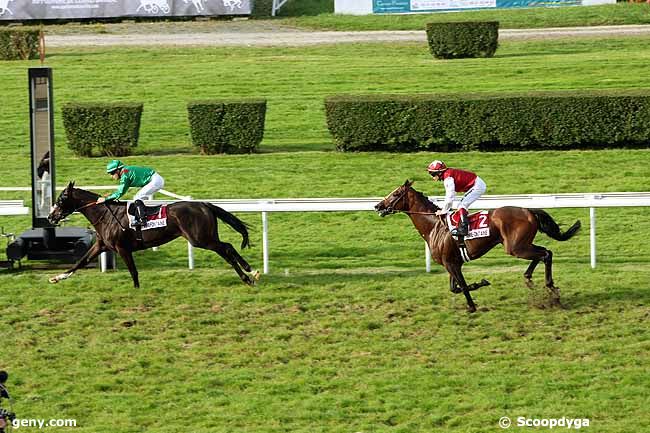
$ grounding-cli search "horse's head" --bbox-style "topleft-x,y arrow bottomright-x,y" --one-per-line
48,181 -> 77,225
375,180 -> 414,217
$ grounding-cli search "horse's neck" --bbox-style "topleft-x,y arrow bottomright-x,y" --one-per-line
81,202 -> 124,228
406,193 -> 446,243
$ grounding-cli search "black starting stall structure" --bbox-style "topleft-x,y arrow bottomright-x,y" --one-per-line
6,67 -> 94,265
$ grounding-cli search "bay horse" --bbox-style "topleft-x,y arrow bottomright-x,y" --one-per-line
375,180 -> 581,312
47,182 -> 260,288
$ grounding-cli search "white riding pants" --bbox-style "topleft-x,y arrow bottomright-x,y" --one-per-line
458,176 -> 486,211
134,172 -> 165,200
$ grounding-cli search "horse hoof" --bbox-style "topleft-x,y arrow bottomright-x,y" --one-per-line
480,279 -> 490,286
547,285 -> 560,296
49,277 -> 58,284
251,270 -> 261,281
467,305 -> 477,313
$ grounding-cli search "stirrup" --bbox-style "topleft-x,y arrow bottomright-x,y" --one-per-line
452,229 -> 467,237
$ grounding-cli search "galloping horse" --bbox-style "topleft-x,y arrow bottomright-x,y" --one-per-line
47,182 -> 259,287
375,180 -> 581,312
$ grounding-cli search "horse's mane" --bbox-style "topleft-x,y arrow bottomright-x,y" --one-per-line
72,186 -> 100,200
409,186 -> 440,213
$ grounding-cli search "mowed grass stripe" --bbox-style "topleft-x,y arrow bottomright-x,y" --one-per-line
3,37 -> 650,156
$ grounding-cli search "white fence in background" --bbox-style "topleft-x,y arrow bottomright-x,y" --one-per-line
146,191 -> 650,273
2,187 -> 650,272
0,200 -> 29,216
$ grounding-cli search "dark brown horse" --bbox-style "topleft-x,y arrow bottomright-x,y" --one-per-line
375,180 -> 581,312
47,182 -> 259,287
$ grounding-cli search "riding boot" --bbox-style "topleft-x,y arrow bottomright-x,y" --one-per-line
455,208 -> 469,237
134,199 -> 146,241
458,209 -> 469,236
134,199 -> 147,227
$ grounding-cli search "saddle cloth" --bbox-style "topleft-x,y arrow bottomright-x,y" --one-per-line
126,201 -> 168,230
446,210 -> 490,240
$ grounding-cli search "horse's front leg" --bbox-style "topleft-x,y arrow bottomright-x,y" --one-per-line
467,279 -> 491,291
116,246 -> 140,288
444,262 -> 477,313
49,241 -> 105,284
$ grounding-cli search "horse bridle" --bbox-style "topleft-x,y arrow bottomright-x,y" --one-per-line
384,186 -> 441,217
383,187 -> 408,215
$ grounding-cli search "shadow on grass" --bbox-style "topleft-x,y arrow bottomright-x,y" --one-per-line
494,48 -> 596,59
563,285 -> 650,309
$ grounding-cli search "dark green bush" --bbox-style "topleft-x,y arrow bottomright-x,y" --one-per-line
426,21 -> 499,59
187,99 -> 266,154
325,91 -> 650,152
0,28 -> 40,60
62,103 -> 143,157
252,0 -> 274,17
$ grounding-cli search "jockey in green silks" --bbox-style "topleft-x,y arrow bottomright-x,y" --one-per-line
97,160 -> 165,227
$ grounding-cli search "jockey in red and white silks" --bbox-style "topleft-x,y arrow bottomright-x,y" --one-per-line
427,160 -> 487,236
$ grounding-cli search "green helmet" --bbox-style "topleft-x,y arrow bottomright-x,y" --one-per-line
106,160 -> 124,174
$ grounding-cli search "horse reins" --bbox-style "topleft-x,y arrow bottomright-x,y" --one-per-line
73,201 -> 128,231
384,187 -> 444,218
74,201 -> 98,212
103,202 -> 129,231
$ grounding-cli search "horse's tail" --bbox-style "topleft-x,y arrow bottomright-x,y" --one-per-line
529,208 -> 581,241
205,203 -> 250,249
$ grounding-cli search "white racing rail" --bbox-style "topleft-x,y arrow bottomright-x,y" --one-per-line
3,187 -> 650,272
144,191 -> 650,273
0,200 -> 29,216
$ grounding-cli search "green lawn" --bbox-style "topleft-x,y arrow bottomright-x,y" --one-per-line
1,28 -> 649,433
2,36 -> 650,165
279,3 -> 650,30
2,148 -> 649,432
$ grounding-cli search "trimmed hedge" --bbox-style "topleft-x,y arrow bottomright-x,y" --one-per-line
426,21 -> 499,59
325,91 -> 650,152
62,103 -> 143,157
0,28 -> 40,60
187,99 -> 266,154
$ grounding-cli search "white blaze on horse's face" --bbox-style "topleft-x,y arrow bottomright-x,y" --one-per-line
376,185 -> 404,217
48,204 -> 62,224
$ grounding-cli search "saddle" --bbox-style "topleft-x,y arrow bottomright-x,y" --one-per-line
127,202 -> 163,217
446,210 -> 491,263
446,210 -> 490,240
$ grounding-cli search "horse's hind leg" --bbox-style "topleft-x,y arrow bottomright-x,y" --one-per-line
542,250 -> 558,291
219,242 -> 260,283
203,240 -> 255,286
524,259 -> 540,288
510,244 -> 559,302
509,244 -> 547,284
229,247 -> 253,272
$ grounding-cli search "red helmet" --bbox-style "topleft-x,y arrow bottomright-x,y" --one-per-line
427,160 -> 447,174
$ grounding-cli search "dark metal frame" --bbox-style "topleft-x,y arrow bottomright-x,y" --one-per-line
28,67 -> 56,229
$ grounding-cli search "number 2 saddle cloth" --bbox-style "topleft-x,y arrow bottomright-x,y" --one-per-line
445,210 -> 491,240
